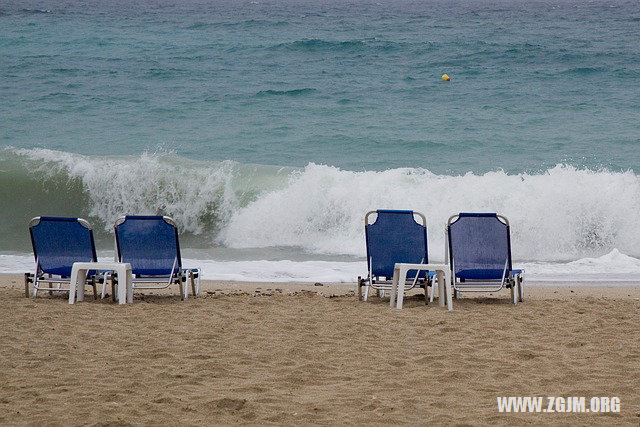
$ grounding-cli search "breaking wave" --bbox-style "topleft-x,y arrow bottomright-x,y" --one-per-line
2,147 -> 640,263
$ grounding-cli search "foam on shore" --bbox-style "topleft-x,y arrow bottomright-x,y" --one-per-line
3,249 -> 640,283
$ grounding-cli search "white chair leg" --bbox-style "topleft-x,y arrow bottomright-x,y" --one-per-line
380,290 -> 385,299
511,282 -> 517,304
363,284 -> 369,301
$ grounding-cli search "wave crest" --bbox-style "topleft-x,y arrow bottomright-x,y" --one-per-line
222,163 -> 640,261
4,148 -> 285,236
4,148 -> 640,262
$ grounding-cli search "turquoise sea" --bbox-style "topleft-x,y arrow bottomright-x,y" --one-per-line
1,0 -> 640,281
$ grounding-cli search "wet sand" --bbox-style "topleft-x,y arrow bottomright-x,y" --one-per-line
1,274 -> 639,425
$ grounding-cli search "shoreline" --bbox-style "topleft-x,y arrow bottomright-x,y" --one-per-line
3,273 -> 640,299
5,249 -> 640,284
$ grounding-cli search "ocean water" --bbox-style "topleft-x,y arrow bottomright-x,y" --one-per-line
1,0 -> 640,281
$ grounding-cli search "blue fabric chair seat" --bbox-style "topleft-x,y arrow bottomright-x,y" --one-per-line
447,212 -> 524,303
360,209 -> 434,302
115,216 -> 181,276
27,216 -> 99,298
366,210 -> 429,279
114,215 -> 200,300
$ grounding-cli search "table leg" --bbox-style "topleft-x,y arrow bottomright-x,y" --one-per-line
396,266 -> 407,309
76,270 -> 87,302
389,267 -> 399,307
69,266 -> 79,304
117,267 -> 127,305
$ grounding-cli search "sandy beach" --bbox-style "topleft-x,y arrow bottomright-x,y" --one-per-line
1,274 -> 639,425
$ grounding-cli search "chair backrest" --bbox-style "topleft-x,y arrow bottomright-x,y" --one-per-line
114,215 -> 182,276
447,213 -> 513,280
29,216 -> 98,277
365,210 -> 428,279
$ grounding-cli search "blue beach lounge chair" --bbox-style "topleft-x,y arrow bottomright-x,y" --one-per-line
25,216 -> 99,299
357,210 -> 434,302
113,215 -> 200,300
446,213 -> 524,303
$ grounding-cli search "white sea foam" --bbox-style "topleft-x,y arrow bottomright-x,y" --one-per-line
222,163 -> 640,262
520,249 -> 640,282
0,254 -> 362,283
6,148 -> 640,266
10,147 -> 288,234
3,250 -> 640,283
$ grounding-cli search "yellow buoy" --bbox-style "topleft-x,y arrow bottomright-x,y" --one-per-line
442,73 -> 451,81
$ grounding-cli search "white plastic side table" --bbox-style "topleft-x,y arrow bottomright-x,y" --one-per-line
390,263 -> 452,311
69,262 -> 132,305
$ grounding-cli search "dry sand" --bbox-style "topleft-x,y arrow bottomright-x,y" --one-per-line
1,274 -> 639,425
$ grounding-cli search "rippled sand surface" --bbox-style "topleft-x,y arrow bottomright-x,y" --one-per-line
1,276 -> 639,425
